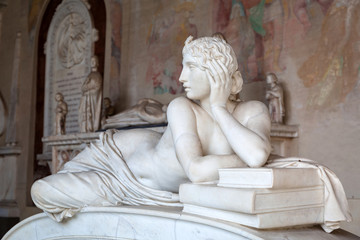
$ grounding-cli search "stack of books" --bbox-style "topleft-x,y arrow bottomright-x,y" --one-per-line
179,168 -> 325,229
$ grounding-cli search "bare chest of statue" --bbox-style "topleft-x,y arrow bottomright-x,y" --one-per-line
194,109 -> 233,156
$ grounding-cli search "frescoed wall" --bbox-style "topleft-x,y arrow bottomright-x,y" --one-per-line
112,0 -> 212,108
146,1 -> 198,95
213,0 -> 287,83
297,0 -> 360,109
210,0 -> 359,109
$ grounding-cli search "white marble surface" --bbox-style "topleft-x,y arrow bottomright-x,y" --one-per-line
183,204 -> 324,229
3,206 -> 358,240
270,124 -> 298,138
180,183 -> 324,214
103,98 -> 168,129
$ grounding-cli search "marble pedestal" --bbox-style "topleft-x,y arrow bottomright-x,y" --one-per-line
3,206 -> 358,240
269,124 -> 298,156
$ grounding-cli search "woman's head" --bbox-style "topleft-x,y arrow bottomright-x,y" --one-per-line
182,35 -> 243,95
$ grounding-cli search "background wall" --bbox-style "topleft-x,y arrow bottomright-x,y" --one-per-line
110,0 -> 360,200
0,0 -> 358,234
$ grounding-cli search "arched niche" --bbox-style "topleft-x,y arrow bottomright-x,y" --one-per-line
44,0 -> 97,137
33,0 -> 106,181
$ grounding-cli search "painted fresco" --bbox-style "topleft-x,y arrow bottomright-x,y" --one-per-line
146,1 -> 198,95
213,0 -> 287,83
213,0 -> 359,108
298,0 -> 360,108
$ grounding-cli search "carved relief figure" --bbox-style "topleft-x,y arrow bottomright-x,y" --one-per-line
55,93 -> 68,135
57,13 -> 87,69
31,35 -> 272,222
103,98 -> 167,129
266,73 -> 284,124
78,56 -> 102,132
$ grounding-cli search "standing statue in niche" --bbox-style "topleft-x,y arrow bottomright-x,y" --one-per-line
32,35 -> 272,222
265,73 -> 284,124
55,93 -> 68,135
103,98 -> 168,129
79,55 -> 102,132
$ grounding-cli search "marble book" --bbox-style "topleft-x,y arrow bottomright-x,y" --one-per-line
182,204 -> 324,229
217,168 -> 322,189
179,183 -> 324,214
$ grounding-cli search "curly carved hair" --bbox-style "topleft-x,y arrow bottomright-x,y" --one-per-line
182,35 -> 243,95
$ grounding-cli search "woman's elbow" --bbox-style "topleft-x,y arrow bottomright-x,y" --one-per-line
246,148 -> 270,168
187,161 -> 217,183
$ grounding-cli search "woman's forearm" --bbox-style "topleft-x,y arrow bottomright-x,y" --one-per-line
188,154 -> 246,183
210,106 -> 271,167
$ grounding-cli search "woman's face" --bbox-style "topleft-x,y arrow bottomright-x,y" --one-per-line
179,53 -> 210,101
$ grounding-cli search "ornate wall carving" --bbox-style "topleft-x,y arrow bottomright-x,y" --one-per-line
44,0 -> 97,138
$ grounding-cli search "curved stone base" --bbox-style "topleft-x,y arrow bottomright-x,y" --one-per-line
3,206 -> 357,240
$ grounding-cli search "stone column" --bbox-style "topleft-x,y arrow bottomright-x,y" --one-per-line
5,32 -> 21,146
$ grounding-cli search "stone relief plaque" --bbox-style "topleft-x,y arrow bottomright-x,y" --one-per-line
44,0 -> 97,137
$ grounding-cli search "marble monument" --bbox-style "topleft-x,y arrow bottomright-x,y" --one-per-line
28,35 -> 351,236
44,0 -> 98,137
31,35 -> 271,221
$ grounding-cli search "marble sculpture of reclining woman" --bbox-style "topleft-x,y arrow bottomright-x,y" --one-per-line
31,35 -> 351,233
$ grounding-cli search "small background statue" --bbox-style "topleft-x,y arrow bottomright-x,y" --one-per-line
103,98 -> 167,129
266,73 -> 285,124
55,92 -> 68,135
78,55 -> 102,132
101,97 -> 115,128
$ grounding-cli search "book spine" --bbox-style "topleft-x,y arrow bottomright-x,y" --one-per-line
254,186 -> 324,212
218,168 -> 322,189
271,168 -> 322,189
179,184 -> 256,213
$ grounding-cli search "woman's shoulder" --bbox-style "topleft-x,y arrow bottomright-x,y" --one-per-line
168,96 -> 195,110
167,97 -> 197,123
235,100 -> 267,110
233,100 -> 270,120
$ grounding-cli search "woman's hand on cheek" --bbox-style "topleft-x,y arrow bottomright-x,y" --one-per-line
206,59 -> 231,108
